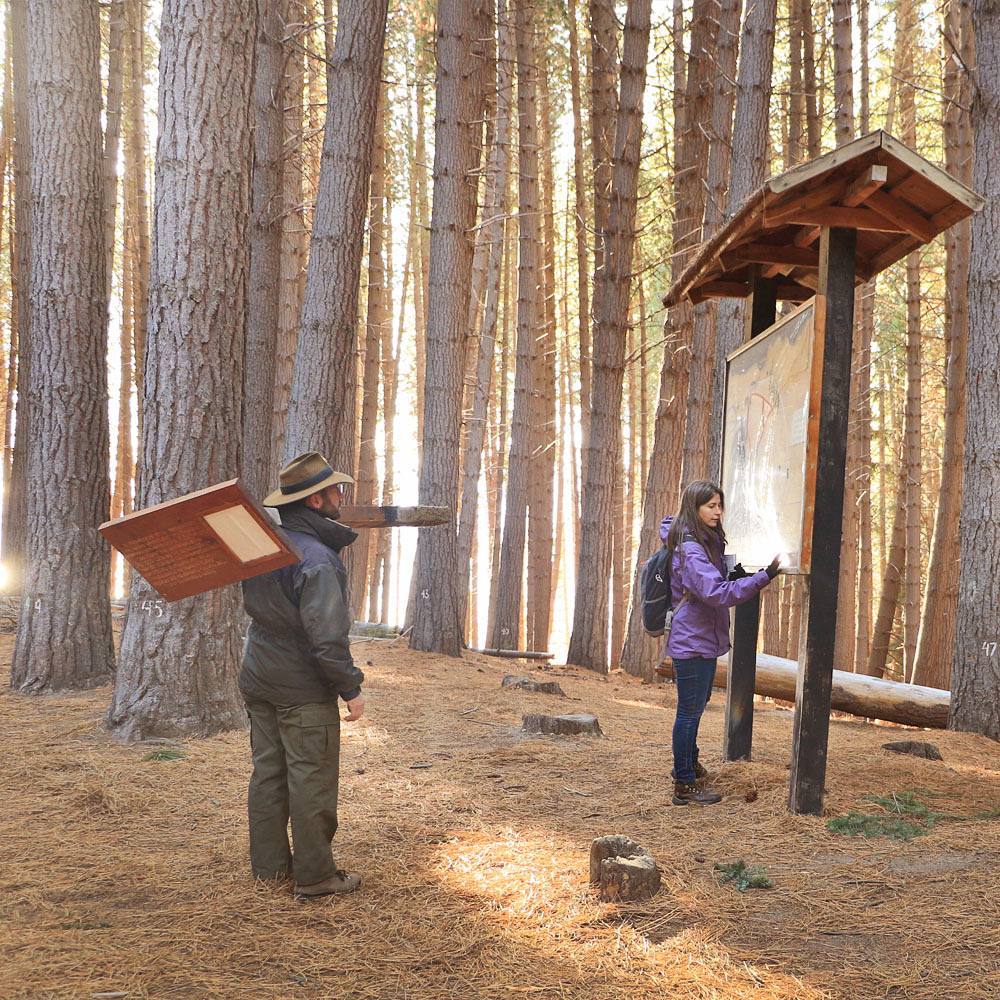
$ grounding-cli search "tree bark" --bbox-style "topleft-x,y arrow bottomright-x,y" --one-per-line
914,0 -> 972,690
490,0 -> 541,652
283,0 -> 388,473
456,2 -> 513,625
1,0 -> 31,595
11,1 -> 114,692
271,2 -> 307,473
243,0 -> 287,502
528,30 -> 557,652
108,0 -> 258,740
831,0 -> 854,147
707,0 -> 778,476
126,0 -> 150,446
681,0 -> 741,484
951,0 -> 1000,739
567,0 -> 652,671
567,0 -> 591,436
409,0 -> 489,655
351,83 -> 388,612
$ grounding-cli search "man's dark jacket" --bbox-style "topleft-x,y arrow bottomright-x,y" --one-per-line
239,506 -> 364,706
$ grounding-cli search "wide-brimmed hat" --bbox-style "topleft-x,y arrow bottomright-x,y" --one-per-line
263,452 -> 355,507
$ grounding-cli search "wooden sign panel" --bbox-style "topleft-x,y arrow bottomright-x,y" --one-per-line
99,480 -> 300,602
721,299 -> 820,574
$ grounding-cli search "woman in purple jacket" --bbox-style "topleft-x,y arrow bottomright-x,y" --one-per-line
662,480 -> 780,806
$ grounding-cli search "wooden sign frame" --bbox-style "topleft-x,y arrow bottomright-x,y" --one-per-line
100,480 -> 300,602
721,297 -> 822,575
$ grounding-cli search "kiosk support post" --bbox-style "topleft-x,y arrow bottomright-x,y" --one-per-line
722,267 -> 777,762
788,227 -> 857,815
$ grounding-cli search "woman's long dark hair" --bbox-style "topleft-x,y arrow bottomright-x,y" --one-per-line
666,480 -> 727,568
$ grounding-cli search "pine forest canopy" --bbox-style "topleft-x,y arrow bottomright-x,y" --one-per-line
0,0 -> 996,742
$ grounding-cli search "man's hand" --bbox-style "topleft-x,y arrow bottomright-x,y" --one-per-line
765,554 -> 783,579
343,694 -> 365,722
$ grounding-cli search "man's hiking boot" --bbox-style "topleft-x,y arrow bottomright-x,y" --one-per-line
671,760 -> 709,783
672,781 -> 722,806
294,869 -> 361,899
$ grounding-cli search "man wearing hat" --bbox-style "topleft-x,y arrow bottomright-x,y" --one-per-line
240,452 -> 366,899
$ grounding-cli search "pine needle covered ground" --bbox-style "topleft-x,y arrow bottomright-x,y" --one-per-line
2,634 -> 998,999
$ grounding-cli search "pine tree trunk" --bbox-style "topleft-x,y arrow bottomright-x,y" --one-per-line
914,0 -> 972,690
528,32 -> 557,651
126,0 -> 149,446
409,0 -> 489,655
2,0 -> 31,595
243,0 -> 287,502
620,0 -> 694,678
351,83 -> 388,612
831,0 -> 854,147
567,0 -> 652,671
898,1 -> 922,682
801,0 -> 820,158
375,160 -> 400,624
950,0 -> 1000,738
867,452 -> 906,679
567,0 -> 591,435
11,1 -> 114,692
102,1 -> 126,305
107,0 -> 258,739
680,0 -> 741,483
490,0 -> 542,652
271,2 -> 306,473
588,0 -> 618,280
283,0 -> 388,473
708,0 -> 777,476
456,3 -> 513,625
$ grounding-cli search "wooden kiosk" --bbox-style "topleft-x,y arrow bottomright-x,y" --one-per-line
664,130 -> 983,815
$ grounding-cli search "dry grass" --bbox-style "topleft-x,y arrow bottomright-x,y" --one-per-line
1,633 -> 998,999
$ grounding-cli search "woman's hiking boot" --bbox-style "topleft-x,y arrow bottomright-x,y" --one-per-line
671,760 -> 709,784
672,781 -> 722,806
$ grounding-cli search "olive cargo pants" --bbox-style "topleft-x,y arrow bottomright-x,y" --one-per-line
244,699 -> 341,885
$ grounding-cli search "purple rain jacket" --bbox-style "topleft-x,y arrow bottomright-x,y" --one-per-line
659,515 -> 772,659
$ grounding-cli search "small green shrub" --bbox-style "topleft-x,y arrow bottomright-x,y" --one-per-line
143,748 -> 186,762
714,860 -> 773,891
827,790 -> 946,841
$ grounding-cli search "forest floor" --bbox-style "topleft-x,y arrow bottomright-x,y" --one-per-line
1,632 -> 998,1000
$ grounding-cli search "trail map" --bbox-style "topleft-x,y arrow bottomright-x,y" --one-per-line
721,301 -> 815,573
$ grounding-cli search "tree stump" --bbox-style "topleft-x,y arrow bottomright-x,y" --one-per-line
502,675 -> 566,696
590,835 -> 660,902
882,740 -> 944,761
522,712 -> 602,736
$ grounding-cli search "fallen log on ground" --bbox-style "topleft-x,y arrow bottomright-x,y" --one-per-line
468,647 -> 553,660
660,652 -> 949,729
338,505 -> 450,528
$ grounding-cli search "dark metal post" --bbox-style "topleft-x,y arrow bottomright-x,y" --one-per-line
788,227 -> 857,814
723,269 -> 777,762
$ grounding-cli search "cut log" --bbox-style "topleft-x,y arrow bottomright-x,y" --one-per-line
502,675 -> 566,696
469,647 -> 553,660
882,740 -> 943,760
660,652 -> 949,729
522,713 -> 602,737
590,835 -> 661,902
349,621 -> 400,638
337,505 -> 450,528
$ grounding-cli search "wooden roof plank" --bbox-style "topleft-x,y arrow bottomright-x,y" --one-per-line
664,129 -> 981,308
863,188 -> 938,242
767,204 -> 909,232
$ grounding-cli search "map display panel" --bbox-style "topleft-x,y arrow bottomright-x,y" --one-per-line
721,301 -> 816,574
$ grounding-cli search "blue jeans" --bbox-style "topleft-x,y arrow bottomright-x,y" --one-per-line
672,657 -> 718,784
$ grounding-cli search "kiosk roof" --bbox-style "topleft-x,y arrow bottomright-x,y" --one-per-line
664,130 -> 983,307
